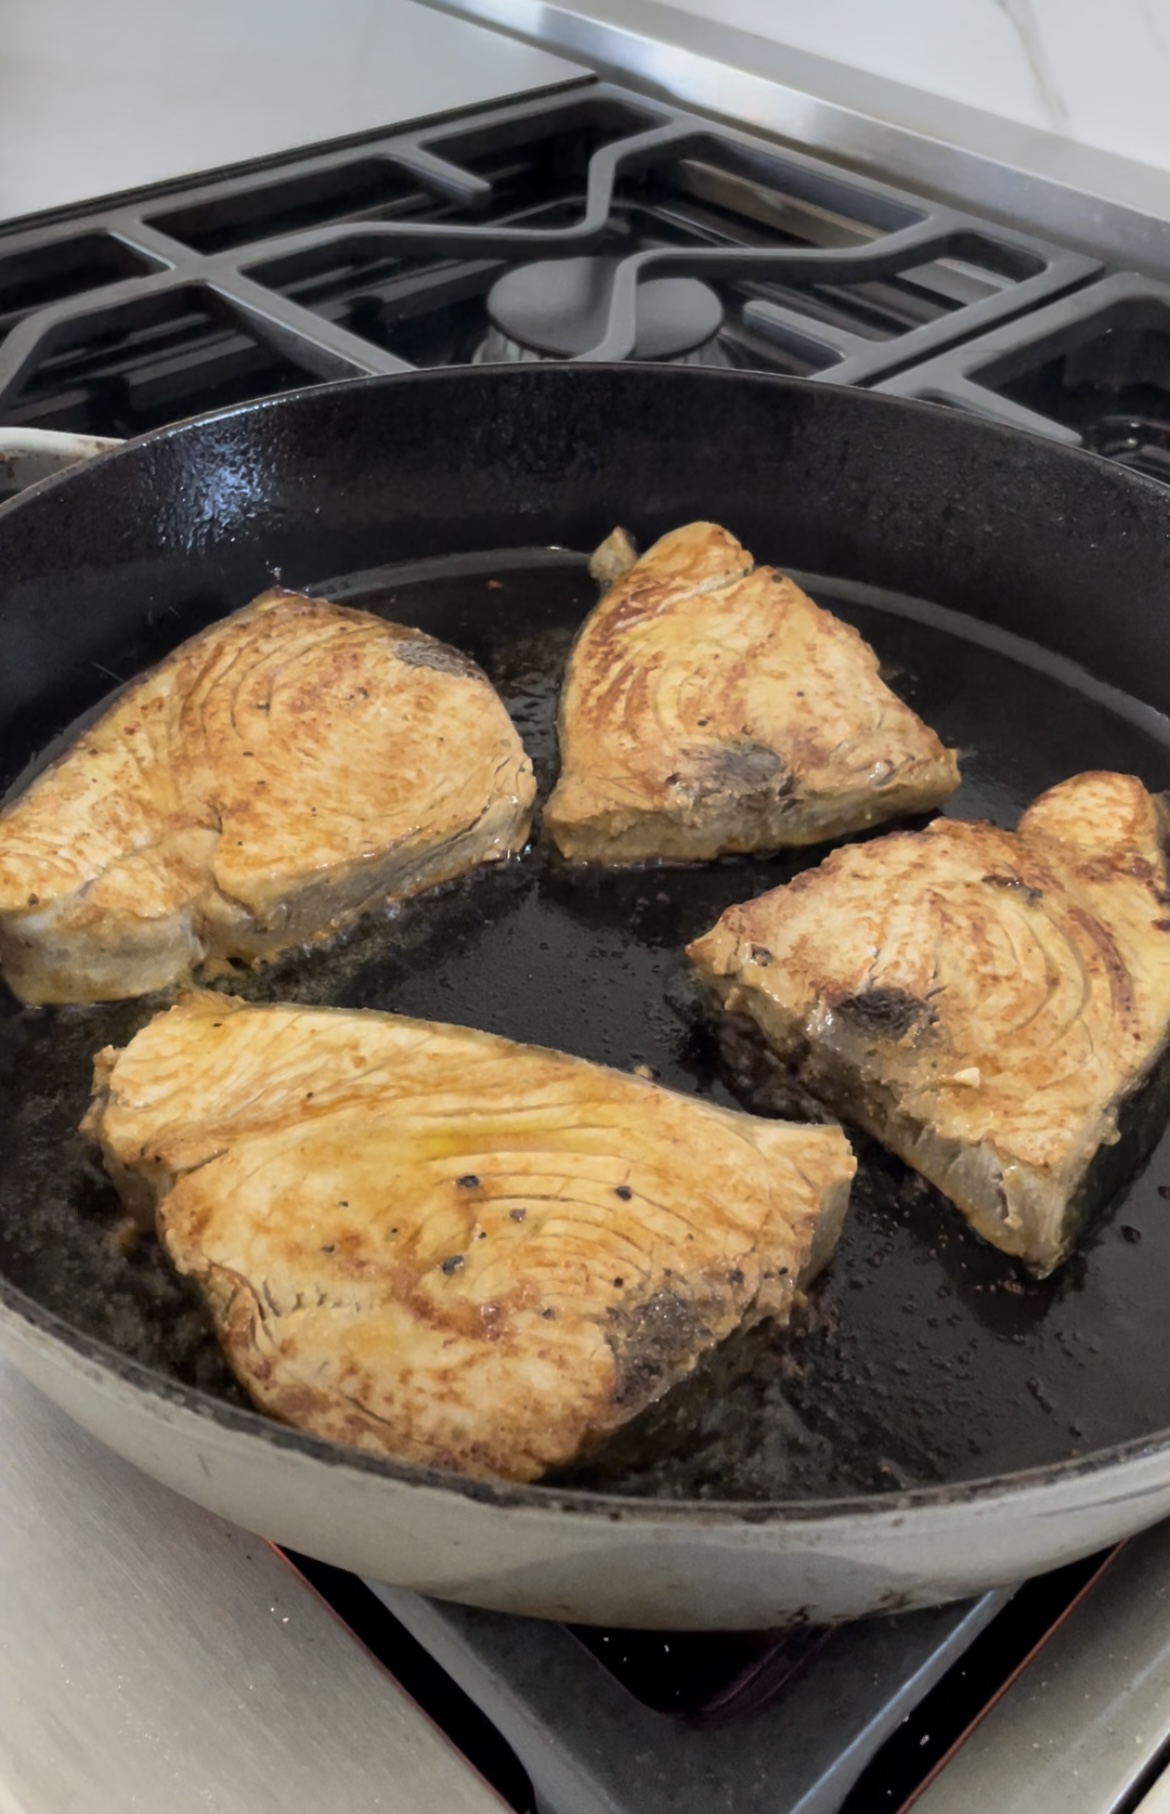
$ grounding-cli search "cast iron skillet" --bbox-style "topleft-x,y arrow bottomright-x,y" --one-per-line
3,364 -> 1170,1629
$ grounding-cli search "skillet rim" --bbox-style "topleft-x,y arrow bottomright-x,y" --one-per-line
4,361 -> 1170,1527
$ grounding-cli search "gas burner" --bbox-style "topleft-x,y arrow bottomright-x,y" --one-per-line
475,255 -> 731,366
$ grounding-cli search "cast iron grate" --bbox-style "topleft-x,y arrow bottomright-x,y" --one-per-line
364,1577 -> 1013,1814
283,1549 -> 1115,1814
876,270 -> 1170,483
0,85 -> 1096,438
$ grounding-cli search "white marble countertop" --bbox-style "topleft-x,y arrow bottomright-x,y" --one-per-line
0,0 -> 585,225
613,0 -> 1170,175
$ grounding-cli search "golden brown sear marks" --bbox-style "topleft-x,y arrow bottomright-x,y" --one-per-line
689,771 -> 1170,1275
81,991 -> 855,1482
545,522 -> 959,864
0,590 -> 535,1004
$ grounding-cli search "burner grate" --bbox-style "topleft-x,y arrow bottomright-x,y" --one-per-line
361,1579 -> 1013,1814
0,85 -> 1096,438
0,233 -> 161,329
280,1548 -> 1120,1814
149,159 -> 447,255
567,1621 -> 831,1721
876,270 -> 1170,484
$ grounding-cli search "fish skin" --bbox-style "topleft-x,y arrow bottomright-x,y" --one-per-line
81,991 -> 856,1482
0,590 -> 535,1004
545,522 -> 959,863
688,771 -> 1170,1275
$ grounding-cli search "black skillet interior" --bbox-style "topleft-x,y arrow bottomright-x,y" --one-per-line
3,364 -> 1170,1504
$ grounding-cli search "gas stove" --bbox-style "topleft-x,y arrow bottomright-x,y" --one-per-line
0,84 -> 1097,441
6,47 -> 1170,1814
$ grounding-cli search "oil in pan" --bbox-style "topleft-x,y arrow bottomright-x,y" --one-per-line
2,546 -> 1169,1500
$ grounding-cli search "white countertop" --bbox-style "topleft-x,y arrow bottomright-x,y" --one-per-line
0,0 -> 586,225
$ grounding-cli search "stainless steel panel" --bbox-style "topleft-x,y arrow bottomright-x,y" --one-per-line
0,1360 -> 506,1814
914,1525 -> 1170,1814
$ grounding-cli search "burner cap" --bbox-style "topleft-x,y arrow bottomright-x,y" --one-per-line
485,257 -> 723,360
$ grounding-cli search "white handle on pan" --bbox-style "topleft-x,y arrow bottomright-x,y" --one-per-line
0,427 -> 124,494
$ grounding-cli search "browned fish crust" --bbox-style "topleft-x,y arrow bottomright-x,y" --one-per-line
0,590 -> 535,1003
545,522 -> 959,863
689,771 -> 1170,1275
81,992 -> 856,1482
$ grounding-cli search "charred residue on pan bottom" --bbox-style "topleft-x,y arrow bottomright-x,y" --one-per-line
4,553 -> 1170,1498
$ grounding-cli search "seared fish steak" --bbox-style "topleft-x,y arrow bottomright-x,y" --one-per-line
82,992 -> 856,1482
545,522 -> 959,863
0,590 -> 535,1003
689,772 -> 1170,1275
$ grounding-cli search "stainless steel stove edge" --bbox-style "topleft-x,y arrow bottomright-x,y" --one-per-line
0,1356 -> 505,1814
914,1519 -> 1170,1814
419,0 -> 1170,279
